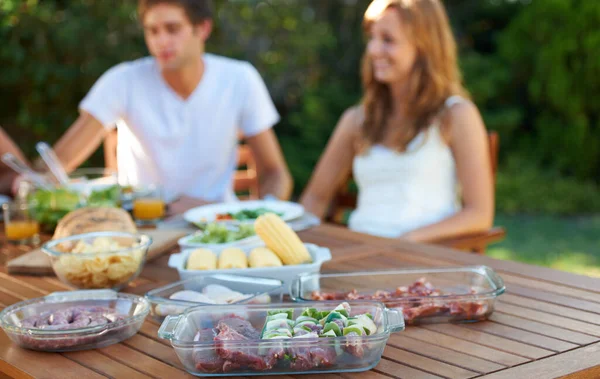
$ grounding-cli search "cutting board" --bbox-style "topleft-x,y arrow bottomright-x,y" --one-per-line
6,228 -> 191,276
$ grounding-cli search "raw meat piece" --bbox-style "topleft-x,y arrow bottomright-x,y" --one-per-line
193,328 -> 224,373
344,332 -> 365,358
288,345 -> 337,370
311,278 -> 487,324
214,317 -> 269,371
449,301 -> 488,318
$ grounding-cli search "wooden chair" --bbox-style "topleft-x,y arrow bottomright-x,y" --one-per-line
103,129 -> 260,200
326,131 -> 506,254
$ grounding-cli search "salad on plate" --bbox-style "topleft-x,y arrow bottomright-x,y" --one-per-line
188,223 -> 255,244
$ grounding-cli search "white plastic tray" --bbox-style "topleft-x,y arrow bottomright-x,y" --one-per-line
168,243 -> 331,294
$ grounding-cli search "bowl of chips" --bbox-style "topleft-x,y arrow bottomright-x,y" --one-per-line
42,231 -> 152,291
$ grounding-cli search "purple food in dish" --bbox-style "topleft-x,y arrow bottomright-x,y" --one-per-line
20,306 -> 125,330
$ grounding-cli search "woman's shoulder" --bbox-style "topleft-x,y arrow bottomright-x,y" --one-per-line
338,105 -> 364,135
440,96 -> 487,146
444,96 -> 480,120
436,96 -> 484,144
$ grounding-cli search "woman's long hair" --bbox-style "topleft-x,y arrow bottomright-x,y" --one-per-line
361,0 -> 468,151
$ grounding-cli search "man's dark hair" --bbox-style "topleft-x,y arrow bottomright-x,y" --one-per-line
138,0 -> 213,24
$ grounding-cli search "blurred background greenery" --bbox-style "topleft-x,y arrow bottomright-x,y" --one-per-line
1,0 -> 599,275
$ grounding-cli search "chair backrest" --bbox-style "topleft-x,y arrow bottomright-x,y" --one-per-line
326,131 -> 500,223
234,143 -> 260,200
102,129 -> 260,200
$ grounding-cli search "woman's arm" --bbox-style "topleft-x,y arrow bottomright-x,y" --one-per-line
401,101 -> 494,242
300,107 -> 360,219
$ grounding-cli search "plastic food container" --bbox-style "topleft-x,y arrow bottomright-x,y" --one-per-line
0,290 -> 150,352
158,300 -> 404,376
290,266 -> 505,325
146,274 -> 285,323
42,231 -> 152,291
168,243 -> 331,294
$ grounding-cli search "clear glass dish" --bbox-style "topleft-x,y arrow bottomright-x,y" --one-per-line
146,274 -> 285,323
290,265 -> 506,325
0,290 -> 150,352
158,300 -> 404,376
42,231 -> 152,291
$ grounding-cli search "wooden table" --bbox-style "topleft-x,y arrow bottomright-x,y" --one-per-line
1,224 -> 599,378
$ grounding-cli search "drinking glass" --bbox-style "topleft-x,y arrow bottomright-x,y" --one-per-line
132,184 -> 166,226
3,201 -> 40,245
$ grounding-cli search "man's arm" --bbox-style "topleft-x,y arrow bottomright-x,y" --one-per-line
246,129 -> 293,200
34,111 -> 107,173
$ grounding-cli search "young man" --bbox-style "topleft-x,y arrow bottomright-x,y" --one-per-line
48,0 -> 292,214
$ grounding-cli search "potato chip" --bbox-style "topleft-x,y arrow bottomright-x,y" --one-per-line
53,236 -> 142,289
85,257 -> 109,273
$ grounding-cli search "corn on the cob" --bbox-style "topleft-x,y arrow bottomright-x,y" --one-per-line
249,247 -> 283,268
218,248 -> 248,269
254,213 -> 312,265
187,248 -> 217,270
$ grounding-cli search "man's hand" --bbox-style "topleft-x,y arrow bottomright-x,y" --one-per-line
245,129 -> 293,200
167,195 -> 211,217
10,174 -> 25,196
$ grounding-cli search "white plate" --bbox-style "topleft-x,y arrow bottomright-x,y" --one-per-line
183,200 -> 304,226
168,243 -> 331,295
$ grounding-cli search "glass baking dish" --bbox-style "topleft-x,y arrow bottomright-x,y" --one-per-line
0,289 -> 150,352
290,265 -> 505,325
158,300 -> 404,376
146,274 -> 284,323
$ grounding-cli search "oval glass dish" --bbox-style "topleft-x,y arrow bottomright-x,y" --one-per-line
0,290 -> 150,352
146,274 -> 284,323
290,265 -> 506,325
158,300 -> 404,376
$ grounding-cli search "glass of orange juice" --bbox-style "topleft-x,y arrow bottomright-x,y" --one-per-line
3,201 -> 40,245
132,184 -> 166,226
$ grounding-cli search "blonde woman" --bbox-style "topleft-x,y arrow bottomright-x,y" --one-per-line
300,0 -> 494,242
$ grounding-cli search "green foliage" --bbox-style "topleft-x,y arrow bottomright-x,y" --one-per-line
1,0 -> 599,214
498,0 -> 600,179
488,213 -> 600,278
496,156 -> 600,215
0,0 -> 144,162
207,0 -> 335,107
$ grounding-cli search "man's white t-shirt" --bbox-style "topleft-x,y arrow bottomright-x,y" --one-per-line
79,53 -> 279,202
